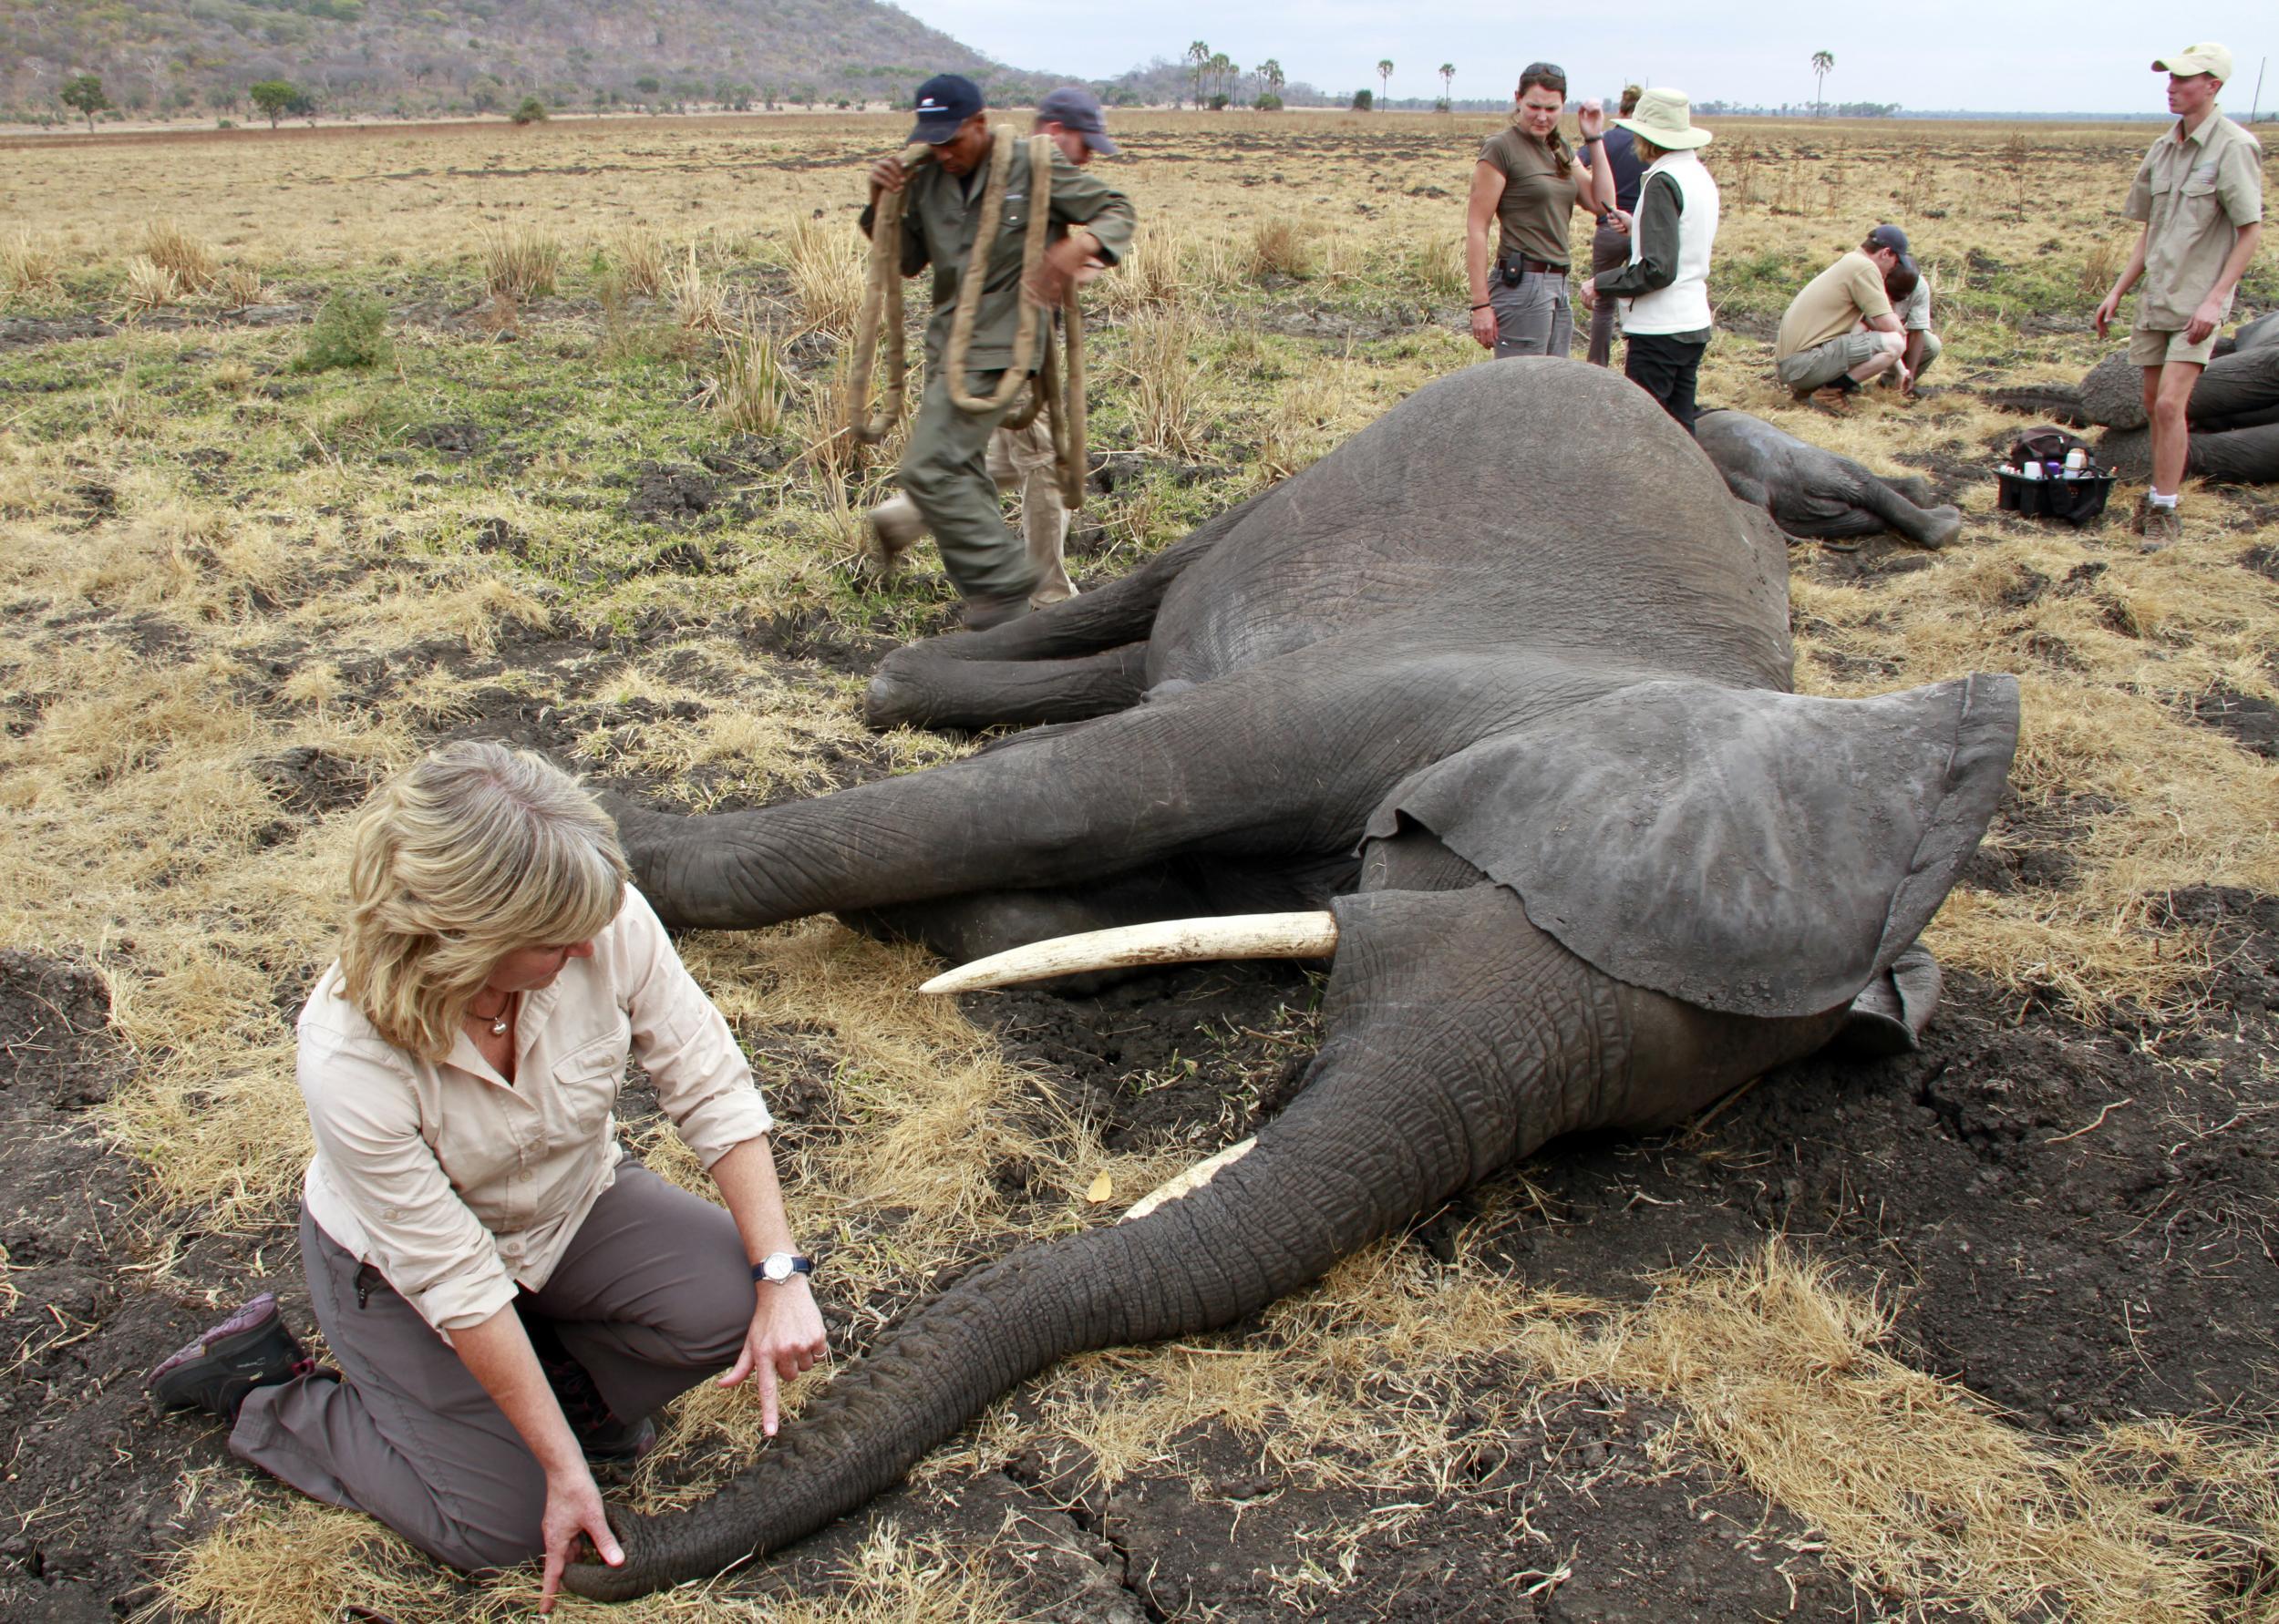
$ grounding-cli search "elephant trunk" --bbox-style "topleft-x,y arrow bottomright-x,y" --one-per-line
563,886 -> 1600,1600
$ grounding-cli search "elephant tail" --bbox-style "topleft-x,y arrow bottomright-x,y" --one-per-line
562,885 -> 1598,1600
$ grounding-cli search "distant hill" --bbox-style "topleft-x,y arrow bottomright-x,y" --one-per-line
0,0 -> 1088,122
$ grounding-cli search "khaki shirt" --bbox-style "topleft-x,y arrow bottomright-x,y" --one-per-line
2124,108 -> 2264,331
1478,126 -> 1581,268
863,133 -> 1137,374
297,886 -> 773,1338
1776,251 -> 1892,361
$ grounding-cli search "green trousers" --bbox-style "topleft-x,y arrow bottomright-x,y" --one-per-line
899,365 -> 1039,600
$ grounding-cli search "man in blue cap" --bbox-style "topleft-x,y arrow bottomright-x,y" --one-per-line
861,76 -> 1136,627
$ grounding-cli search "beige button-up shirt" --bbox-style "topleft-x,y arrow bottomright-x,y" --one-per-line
297,885 -> 773,1339
2124,108 -> 2264,331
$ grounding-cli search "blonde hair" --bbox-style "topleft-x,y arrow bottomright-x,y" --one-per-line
338,741 -> 628,1060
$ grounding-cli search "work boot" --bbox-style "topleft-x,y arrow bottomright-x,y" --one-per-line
2131,495 -> 2181,550
150,1293 -> 313,1420
525,1312 -> 659,1466
960,591 -> 1033,632
862,495 -> 926,577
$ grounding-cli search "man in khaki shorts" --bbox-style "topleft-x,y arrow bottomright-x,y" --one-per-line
1773,225 -> 1918,402
2094,43 -> 2264,545
864,86 -> 1120,611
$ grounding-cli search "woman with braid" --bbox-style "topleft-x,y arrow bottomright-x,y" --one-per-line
1465,61 -> 1619,358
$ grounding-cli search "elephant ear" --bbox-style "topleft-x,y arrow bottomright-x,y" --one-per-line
1363,674 -> 2018,1019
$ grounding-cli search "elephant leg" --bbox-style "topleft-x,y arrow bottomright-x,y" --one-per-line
1826,470 -> 1961,550
611,648 -> 1439,931
1884,472 -> 1938,509
2185,421 -> 2279,485
563,881 -> 1840,1599
864,493 -> 1269,732
864,643 -> 1149,733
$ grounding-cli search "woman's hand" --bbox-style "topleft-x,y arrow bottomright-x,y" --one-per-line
1469,303 -> 1499,350
718,1279 -> 829,1435
1605,208 -> 1634,237
1576,98 -> 1607,140
1578,282 -> 1599,313
538,1463 -> 621,1615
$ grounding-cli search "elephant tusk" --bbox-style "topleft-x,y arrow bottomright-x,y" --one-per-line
920,911 -> 1340,994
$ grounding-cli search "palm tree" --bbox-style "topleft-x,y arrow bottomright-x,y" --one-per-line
1810,50 -> 1834,117
1438,62 -> 1455,110
1186,40 -> 1211,109
1216,53 -> 1239,106
1377,58 -> 1395,108
1257,57 -> 1285,108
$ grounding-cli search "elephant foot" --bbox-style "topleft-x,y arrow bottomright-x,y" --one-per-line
1916,506 -> 1963,550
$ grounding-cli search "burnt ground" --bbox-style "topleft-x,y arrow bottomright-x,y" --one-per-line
6,873 -> 2278,1620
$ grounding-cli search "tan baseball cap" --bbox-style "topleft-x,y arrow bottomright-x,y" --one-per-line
2152,43 -> 2233,82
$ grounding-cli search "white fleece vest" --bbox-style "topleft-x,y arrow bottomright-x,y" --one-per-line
1621,151 -> 1719,335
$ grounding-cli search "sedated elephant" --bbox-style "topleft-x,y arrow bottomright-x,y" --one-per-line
1998,324 -> 2279,485
1696,408 -> 1963,549
569,358 -> 2019,1599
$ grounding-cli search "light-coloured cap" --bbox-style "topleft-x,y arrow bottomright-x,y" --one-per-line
2153,43 -> 2233,82
1612,86 -> 1713,151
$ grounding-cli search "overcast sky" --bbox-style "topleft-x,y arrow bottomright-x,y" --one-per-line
896,3 -> 2274,115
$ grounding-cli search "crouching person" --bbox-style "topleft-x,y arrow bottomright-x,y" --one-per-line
150,741 -> 827,1609
1580,87 -> 1720,433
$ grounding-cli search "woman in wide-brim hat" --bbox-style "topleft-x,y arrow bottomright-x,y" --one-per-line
1580,87 -> 1722,434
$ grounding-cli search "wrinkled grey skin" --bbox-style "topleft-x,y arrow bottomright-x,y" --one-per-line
2018,330 -> 2279,484
568,360 -> 2018,1600
1696,408 -> 1962,548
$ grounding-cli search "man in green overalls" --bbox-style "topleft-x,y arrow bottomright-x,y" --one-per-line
861,75 -> 1137,628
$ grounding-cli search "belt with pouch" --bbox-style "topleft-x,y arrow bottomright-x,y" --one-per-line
1498,255 -> 1568,282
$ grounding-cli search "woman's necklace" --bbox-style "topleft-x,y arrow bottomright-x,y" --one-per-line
468,992 -> 514,1037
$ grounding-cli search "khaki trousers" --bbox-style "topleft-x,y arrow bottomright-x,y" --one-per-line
230,1167 -> 752,1572
876,404 -> 1076,606
898,366 -> 1038,601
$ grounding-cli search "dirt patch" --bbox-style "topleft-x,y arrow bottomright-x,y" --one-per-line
2185,684 -> 2279,760
0,952 -> 242,1621
623,462 -> 725,526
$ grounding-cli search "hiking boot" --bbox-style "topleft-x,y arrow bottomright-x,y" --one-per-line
2131,495 -> 2181,550
960,591 -> 1033,632
150,1293 -> 311,1420
1806,383 -> 1859,415
580,1413 -> 660,1466
862,496 -> 925,577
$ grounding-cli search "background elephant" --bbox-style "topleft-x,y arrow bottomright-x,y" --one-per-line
571,359 -> 2017,1599
1696,408 -> 1962,549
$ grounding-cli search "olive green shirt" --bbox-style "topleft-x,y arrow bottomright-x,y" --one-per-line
861,134 -> 1137,372
1478,126 -> 1580,269
2123,108 -> 2264,332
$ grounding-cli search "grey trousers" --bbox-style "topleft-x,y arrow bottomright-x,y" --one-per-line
869,411 -> 1077,607
1490,267 -> 1574,360
231,1167 -> 752,1572
899,365 -> 1039,601
1585,221 -> 1630,366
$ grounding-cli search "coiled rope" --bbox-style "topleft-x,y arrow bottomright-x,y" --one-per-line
849,127 -> 1088,509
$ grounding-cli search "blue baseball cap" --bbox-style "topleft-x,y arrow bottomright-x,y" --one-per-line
909,75 -> 985,144
1036,87 -> 1119,155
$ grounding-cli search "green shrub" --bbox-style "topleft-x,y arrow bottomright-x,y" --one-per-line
511,96 -> 548,125
296,291 -> 393,372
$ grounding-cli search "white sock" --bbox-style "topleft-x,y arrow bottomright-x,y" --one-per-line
2148,491 -> 2179,509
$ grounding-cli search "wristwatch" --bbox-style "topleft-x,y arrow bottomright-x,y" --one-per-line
752,1251 -> 814,1284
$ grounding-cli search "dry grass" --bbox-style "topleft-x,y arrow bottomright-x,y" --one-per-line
610,224 -> 670,297
698,327 -> 799,437
1243,216 -> 1314,281
1516,1245 -> 2279,1623
787,214 -> 865,338
1118,305 -> 1209,459
150,1496 -> 1011,1623
480,221 -> 562,301
666,241 -> 733,341
119,255 -> 180,313
1,228 -> 60,296
141,220 -> 220,293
